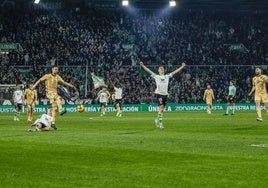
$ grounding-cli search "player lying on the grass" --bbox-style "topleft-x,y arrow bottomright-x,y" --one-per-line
28,108 -> 53,132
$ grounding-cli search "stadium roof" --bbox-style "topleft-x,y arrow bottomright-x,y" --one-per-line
2,0 -> 268,11
127,0 -> 268,9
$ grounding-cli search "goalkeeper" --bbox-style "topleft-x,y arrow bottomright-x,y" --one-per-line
32,66 -> 77,130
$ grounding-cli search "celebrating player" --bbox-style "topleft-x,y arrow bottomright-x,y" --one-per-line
96,86 -> 111,116
140,61 -> 186,129
13,84 -> 24,121
224,80 -> 236,115
32,66 -> 77,130
24,83 -> 37,124
248,67 -> 268,122
203,84 -> 214,114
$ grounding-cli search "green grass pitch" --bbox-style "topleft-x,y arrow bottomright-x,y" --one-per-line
0,111 -> 268,188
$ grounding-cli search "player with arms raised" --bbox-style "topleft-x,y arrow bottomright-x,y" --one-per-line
140,61 -> 186,129
248,67 -> 268,122
32,66 -> 77,130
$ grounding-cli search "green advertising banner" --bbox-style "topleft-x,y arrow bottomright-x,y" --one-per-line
0,103 -> 263,113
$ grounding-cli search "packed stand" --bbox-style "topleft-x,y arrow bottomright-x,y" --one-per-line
0,9 -> 267,104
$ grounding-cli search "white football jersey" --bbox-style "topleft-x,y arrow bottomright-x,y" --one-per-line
151,73 -> 172,95
114,87 -> 123,99
34,114 -> 52,128
98,91 -> 110,103
13,90 -> 24,104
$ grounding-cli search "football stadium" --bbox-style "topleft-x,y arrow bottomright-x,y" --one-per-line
0,0 -> 268,187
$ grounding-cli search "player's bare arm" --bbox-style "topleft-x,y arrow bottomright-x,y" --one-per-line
32,76 -> 45,89
58,77 -> 77,91
65,83 -> 77,91
248,87 -> 255,96
31,81 -> 39,89
140,61 -> 154,75
170,62 -> 186,76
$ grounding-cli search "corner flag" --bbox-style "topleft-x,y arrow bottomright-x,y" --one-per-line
91,73 -> 107,89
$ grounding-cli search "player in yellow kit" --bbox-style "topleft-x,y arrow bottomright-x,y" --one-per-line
32,66 -> 77,130
248,67 -> 268,122
24,83 -> 37,124
203,84 -> 215,114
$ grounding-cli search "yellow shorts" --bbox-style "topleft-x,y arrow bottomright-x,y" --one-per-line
255,93 -> 268,103
27,103 -> 35,109
206,99 -> 212,105
46,92 -> 61,104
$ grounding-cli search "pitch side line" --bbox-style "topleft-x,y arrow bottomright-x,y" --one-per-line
249,144 -> 268,148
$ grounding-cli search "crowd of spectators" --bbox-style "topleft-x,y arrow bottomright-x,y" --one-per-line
0,8 -> 267,104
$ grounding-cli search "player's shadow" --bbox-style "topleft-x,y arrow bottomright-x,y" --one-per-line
233,126 -> 260,131
117,129 -> 156,135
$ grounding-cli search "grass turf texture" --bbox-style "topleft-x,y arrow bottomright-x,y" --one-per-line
0,111 -> 268,188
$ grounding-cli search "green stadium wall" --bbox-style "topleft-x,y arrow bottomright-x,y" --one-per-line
0,103 -> 265,113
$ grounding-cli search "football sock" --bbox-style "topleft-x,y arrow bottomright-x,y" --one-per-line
232,105 -> 235,114
51,107 -> 56,123
256,106 -> 262,118
226,106 -> 229,114
56,96 -> 63,112
157,113 -> 163,125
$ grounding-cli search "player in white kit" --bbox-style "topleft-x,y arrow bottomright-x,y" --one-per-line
140,61 -> 186,129
96,86 -> 111,116
28,108 -> 53,131
112,81 -> 123,117
13,84 -> 24,121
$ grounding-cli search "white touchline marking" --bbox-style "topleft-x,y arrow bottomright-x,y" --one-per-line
249,144 -> 268,148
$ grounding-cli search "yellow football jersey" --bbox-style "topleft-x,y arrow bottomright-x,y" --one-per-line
24,88 -> 37,104
252,75 -> 268,94
204,89 -> 214,100
38,74 -> 70,93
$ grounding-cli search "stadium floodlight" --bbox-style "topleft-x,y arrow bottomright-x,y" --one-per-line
169,0 -> 176,7
122,0 -> 129,6
34,0 -> 40,4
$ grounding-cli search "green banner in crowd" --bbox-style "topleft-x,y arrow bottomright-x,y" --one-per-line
0,103 -> 264,113
0,43 -> 17,50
